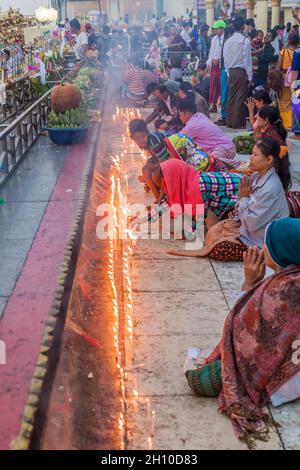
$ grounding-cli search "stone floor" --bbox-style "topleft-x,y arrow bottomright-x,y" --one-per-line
0,104 -> 299,449
215,120 -> 300,448
120,111 -> 300,450
0,137 -> 71,318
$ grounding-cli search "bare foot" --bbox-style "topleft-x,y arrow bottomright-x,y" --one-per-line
205,211 -> 219,230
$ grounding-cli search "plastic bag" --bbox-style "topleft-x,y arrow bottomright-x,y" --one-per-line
183,347 -> 210,373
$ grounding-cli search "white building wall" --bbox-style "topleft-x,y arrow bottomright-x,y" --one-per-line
163,0 -> 194,18
104,0 -> 120,21
0,0 -> 48,16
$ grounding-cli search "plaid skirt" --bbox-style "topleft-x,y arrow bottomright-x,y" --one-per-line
199,172 -> 242,218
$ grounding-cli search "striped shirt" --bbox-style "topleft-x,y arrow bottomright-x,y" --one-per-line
147,131 -> 169,162
124,65 -> 145,97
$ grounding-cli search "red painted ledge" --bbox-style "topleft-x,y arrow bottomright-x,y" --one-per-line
0,131 -> 96,449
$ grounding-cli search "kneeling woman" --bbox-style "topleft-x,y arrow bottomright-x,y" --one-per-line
186,218 -> 300,448
164,133 -> 246,173
170,138 -> 291,261
147,159 -> 242,229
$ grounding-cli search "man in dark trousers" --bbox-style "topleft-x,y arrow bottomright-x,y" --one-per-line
223,16 -> 253,129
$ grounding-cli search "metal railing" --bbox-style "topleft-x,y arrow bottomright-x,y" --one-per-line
0,89 -> 51,189
0,75 -> 39,125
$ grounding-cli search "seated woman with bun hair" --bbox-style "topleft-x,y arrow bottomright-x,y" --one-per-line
255,105 -> 288,146
170,138 -> 291,261
244,88 -> 273,131
185,217 -> 300,448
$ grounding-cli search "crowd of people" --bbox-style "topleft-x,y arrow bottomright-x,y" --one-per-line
117,13 -> 300,135
61,9 -> 300,449
123,13 -> 300,447
65,13 -> 300,139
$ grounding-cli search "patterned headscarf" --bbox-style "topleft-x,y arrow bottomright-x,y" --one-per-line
164,133 -> 212,173
265,218 -> 300,267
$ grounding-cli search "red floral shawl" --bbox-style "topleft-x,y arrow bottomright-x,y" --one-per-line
207,265 -> 300,447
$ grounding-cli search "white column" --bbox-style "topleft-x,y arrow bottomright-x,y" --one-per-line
110,0 -> 119,21
108,0 -> 112,22
57,0 -> 67,22
164,0 -> 187,18
205,0 -> 215,27
152,0 -> 158,17
284,7 -> 299,25
271,0 -> 281,28
246,0 -> 255,19
119,0 -> 126,18
256,0 -> 269,32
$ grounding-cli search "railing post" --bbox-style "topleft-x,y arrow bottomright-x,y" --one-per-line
0,88 -> 52,189
41,102 -> 47,130
28,113 -> 33,146
28,77 -> 34,102
21,120 -> 29,154
32,110 -> 38,137
0,138 -> 9,175
9,132 -> 16,167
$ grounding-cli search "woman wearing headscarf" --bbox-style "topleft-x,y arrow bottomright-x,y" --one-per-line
185,217 -> 300,448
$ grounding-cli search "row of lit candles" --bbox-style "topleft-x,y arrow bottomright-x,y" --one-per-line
108,106 -> 155,449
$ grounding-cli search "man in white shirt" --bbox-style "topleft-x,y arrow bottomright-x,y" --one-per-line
223,16 -> 252,129
206,20 -> 226,113
180,22 -> 192,50
270,28 -> 280,59
150,15 -> 158,31
70,18 -> 88,59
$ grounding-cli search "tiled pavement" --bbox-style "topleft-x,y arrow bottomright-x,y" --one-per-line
124,163 -> 282,450
0,136 -> 71,319
122,113 -> 300,450
0,108 -> 299,449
